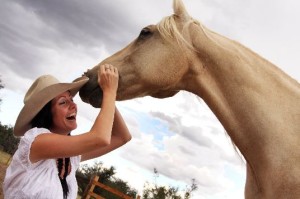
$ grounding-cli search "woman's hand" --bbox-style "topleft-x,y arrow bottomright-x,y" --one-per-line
98,64 -> 119,95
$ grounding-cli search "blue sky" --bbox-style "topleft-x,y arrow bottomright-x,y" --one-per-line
1,0 -> 300,198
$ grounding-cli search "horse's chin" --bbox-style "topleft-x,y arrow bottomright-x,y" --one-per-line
89,89 -> 103,108
150,90 -> 179,99
79,86 -> 103,108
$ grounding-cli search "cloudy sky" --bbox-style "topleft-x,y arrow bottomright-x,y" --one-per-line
1,0 -> 299,198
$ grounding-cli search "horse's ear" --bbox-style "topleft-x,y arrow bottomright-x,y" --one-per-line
173,0 -> 190,20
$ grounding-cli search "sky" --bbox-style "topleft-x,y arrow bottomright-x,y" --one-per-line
0,0 -> 299,198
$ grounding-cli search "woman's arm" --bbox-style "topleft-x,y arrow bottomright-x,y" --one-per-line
81,107 -> 132,162
30,64 -> 120,163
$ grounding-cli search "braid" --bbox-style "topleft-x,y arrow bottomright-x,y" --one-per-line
57,158 -> 69,199
57,134 -> 71,199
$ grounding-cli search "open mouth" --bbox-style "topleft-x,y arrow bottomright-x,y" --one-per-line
66,112 -> 76,121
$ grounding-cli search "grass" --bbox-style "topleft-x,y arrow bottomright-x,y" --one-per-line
0,150 -> 11,198
0,150 -> 11,165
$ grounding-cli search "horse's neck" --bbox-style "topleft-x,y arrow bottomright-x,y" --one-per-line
186,23 -> 300,188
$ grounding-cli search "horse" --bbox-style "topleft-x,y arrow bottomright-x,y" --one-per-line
78,0 -> 300,198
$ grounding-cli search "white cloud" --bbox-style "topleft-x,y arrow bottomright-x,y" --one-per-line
112,95 -> 246,197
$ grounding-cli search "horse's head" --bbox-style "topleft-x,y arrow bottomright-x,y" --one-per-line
79,0 -> 198,107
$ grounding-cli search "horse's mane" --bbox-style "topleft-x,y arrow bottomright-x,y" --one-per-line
157,14 -> 198,51
157,14 -> 247,56
156,14 -> 224,54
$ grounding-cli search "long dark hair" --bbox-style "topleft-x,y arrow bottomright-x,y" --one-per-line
31,101 -> 53,129
31,100 -> 70,199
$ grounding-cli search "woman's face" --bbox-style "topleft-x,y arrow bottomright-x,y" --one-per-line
50,91 -> 77,135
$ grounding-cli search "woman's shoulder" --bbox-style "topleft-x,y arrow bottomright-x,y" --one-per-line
24,127 -> 50,136
13,128 -> 51,167
22,127 -> 50,142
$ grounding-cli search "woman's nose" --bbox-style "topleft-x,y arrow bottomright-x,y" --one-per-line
70,101 -> 77,110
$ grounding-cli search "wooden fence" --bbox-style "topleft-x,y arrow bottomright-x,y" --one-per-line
83,175 -> 141,199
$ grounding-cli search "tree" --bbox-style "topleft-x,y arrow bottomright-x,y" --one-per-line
0,78 -> 20,154
0,122 -> 19,154
183,179 -> 198,199
76,161 -> 138,198
142,168 -> 198,199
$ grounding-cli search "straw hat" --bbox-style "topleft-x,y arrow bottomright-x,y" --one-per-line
14,75 -> 89,136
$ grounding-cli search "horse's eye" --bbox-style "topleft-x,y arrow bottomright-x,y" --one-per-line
139,28 -> 152,38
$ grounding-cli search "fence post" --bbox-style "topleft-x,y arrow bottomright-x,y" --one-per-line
85,175 -> 99,199
84,175 -> 140,199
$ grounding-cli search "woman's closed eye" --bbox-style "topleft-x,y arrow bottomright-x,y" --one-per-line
59,101 -> 66,105
58,99 -> 68,106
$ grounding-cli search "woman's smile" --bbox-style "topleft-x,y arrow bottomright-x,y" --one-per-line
51,91 -> 78,134
66,112 -> 76,121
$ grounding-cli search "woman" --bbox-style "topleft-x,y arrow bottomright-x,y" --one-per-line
3,64 -> 132,199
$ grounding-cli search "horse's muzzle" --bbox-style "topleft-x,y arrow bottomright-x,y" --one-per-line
78,70 -> 103,108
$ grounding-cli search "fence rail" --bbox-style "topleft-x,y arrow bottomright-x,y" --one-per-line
84,175 -> 140,199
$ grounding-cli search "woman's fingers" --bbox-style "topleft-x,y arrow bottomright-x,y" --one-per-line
99,64 -> 118,74
98,64 -> 119,92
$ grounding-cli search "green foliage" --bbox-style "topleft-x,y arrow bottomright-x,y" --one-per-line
76,161 -> 138,198
76,163 -> 198,199
0,78 -> 18,154
0,122 -> 19,155
183,179 -> 197,199
142,168 -> 198,199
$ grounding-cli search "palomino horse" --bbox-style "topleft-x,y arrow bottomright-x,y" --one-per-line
78,0 -> 300,198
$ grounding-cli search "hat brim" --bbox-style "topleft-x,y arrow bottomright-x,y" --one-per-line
13,76 -> 89,137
